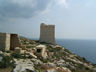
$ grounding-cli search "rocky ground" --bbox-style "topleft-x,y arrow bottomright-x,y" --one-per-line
0,37 -> 96,72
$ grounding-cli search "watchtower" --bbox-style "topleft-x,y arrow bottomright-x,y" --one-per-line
40,23 -> 56,45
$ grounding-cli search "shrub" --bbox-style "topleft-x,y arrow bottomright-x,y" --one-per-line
11,52 -> 22,58
64,48 -> 72,54
0,54 -> 14,68
26,46 -> 32,48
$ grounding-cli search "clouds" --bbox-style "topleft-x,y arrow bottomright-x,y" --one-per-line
0,0 -> 96,39
0,0 -> 51,19
56,0 -> 70,8
0,0 -> 71,20
11,0 -> 37,7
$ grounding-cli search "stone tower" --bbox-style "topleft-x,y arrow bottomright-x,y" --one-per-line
40,23 -> 56,45
0,33 -> 21,51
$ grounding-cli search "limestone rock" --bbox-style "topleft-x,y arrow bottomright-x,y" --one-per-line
0,56 -> 3,62
15,47 -> 22,54
46,62 -> 56,68
0,51 -> 3,54
46,68 -> 56,72
29,52 -> 37,58
31,58 -> 43,65
14,59 -> 34,72
55,59 -> 66,66
24,51 -> 37,58
56,67 -> 71,72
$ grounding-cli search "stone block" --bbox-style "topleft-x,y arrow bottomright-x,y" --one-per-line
14,47 -> 22,54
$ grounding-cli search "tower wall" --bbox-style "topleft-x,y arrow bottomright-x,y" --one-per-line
40,23 -> 56,44
0,33 -> 10,51
5,34 -> 10,51
10,34 -> 21,50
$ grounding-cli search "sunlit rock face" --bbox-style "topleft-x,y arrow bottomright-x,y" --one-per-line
14,59 -> 34,72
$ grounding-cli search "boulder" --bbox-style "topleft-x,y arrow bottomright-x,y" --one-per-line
15,47 -> 22,54
31,59 -> 43,65
14,59 -> 34,72
0,51 -> 3,54
56,67 -> 71,72
29,53 -> 37,59
0,56 -> 3,62
46,62 -> 56,68
46,68 -> 56,72
55,59 -> 66,66
20,45 -> 26,50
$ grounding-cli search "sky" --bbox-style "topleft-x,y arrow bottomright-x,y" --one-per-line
0,0 -> 96,39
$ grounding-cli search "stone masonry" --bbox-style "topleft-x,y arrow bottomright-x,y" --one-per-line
0,33 -> 21,51
40,23 -> 56,45
36,45 -> 48,59
0,33 -> 10,51
10,34 -> 21,50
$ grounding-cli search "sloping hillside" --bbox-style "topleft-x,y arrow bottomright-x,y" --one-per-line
0,37 -> 96,72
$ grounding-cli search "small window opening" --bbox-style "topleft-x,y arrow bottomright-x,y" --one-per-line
37,49 -> 42,53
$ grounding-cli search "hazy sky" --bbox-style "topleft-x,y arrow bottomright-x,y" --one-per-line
0,0 -> 96,39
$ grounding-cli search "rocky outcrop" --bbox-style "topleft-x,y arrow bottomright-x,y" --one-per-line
14,59 -> 34,72
0,38 -> 96,72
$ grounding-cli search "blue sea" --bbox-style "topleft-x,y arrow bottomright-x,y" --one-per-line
56,39 -> 96,64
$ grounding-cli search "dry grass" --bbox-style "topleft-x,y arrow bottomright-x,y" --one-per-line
0,67 -> 13,72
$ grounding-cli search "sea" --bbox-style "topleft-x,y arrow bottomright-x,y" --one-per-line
56,39 -> 96,64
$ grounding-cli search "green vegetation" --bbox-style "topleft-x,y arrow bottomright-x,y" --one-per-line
64,48 -> 72,54
76,56 -> 89,63
34,64 -> 42,72
11,52 -> 22,58
74,67 -> 94,72
47,45 -> 61,52
0,54 -> 14,68
26,46 -> 32,48
26,45 -> 36,49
